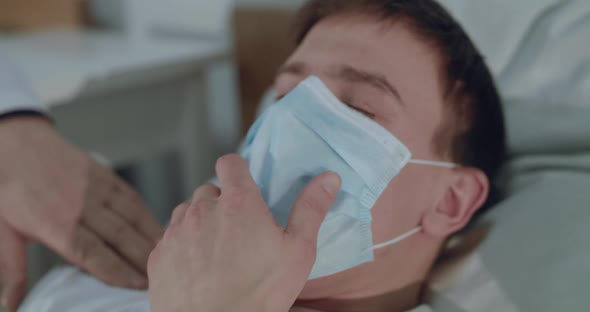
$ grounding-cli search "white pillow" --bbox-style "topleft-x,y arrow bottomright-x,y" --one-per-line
426,163 -> 590,312
439,0 -> 590,108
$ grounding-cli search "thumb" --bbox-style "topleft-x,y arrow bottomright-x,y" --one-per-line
286,172 -> 341,247
0,220 -> 28,311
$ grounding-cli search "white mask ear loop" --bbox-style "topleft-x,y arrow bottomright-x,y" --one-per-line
369,161 -> 454,252
409,159 -> 459,168
373,227 -> 423,251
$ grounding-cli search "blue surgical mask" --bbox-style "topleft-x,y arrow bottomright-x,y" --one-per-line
241,76 -> 457,280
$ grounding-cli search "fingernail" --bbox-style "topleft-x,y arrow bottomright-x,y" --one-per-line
322,173 -> 341,195
131,276 -> 148,289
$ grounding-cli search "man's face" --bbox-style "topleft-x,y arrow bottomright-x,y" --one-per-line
274,14 -> 461,298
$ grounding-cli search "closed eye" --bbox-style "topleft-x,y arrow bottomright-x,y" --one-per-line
342,101 -> 376,119
275,93 -> 376,119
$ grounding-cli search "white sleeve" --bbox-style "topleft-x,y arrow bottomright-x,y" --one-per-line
0,56 -> 45,116
19,267 -> 151,312
408,305 -> 435,312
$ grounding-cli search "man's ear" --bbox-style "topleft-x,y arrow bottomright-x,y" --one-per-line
422,168 -> 489,238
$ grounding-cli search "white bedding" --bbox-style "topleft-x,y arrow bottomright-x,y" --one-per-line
439,0 -> 590,108
18,267 -> 150,312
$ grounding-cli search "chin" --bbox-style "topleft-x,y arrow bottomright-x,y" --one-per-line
298,262 -> 378,300
297,268 -> 364,300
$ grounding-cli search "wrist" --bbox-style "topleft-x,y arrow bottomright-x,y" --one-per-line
0,113 -> 59,149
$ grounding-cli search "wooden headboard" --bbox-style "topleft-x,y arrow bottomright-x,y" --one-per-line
0,0 -> 84,31
233,6 -> 298,134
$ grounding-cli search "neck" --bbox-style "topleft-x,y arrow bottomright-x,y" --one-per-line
294,235 -> 445,311
294,282 -> 424,312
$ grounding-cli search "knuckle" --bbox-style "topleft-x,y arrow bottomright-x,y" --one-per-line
126,216 -> 140,229
72,235 -> 101,264
306,185 -> 336,214
223,185 -> 247,201
216,154 -> 236,171
299,196 -> 323,218
192,184 -> 217,200
185,201 -> 208,220
191,199 -> 211,211
317,184 -> 336,203
299,196 -> 323,220
121,207 -> 141,228
111,220 -> 132,241
127,190 -> 144,208
298,196 -> 316,211
225,180 -> 259,199
220,190 -> 253,213
121,186 -> 139,200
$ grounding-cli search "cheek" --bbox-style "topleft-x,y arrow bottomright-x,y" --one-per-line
370,167 -> 435,243
384,115 -> 440,160
274,75 -> 301,98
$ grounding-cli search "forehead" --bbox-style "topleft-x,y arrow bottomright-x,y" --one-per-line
294,14 -> 443,89
288,14 -> 448,157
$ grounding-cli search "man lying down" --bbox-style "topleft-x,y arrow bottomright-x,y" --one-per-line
19,0 -> 506,311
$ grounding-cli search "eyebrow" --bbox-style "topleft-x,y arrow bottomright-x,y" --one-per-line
277,62 -> 306,76
337,65 -> 403,104
277,62 -> 404,105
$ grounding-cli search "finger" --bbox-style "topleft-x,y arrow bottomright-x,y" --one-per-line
191,184 -> 221,203
81,206 -> 154,274
215,154 -> 258,196
286,172 -> 341,246
169,203 -> 190,227
98,174 -> 164,243
90,162 -> 164,243
0,221 -> 27,311
109,175 -> 164,242
67,226 -> 148,289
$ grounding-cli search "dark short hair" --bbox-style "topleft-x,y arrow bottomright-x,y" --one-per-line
294,0 -> 507,214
